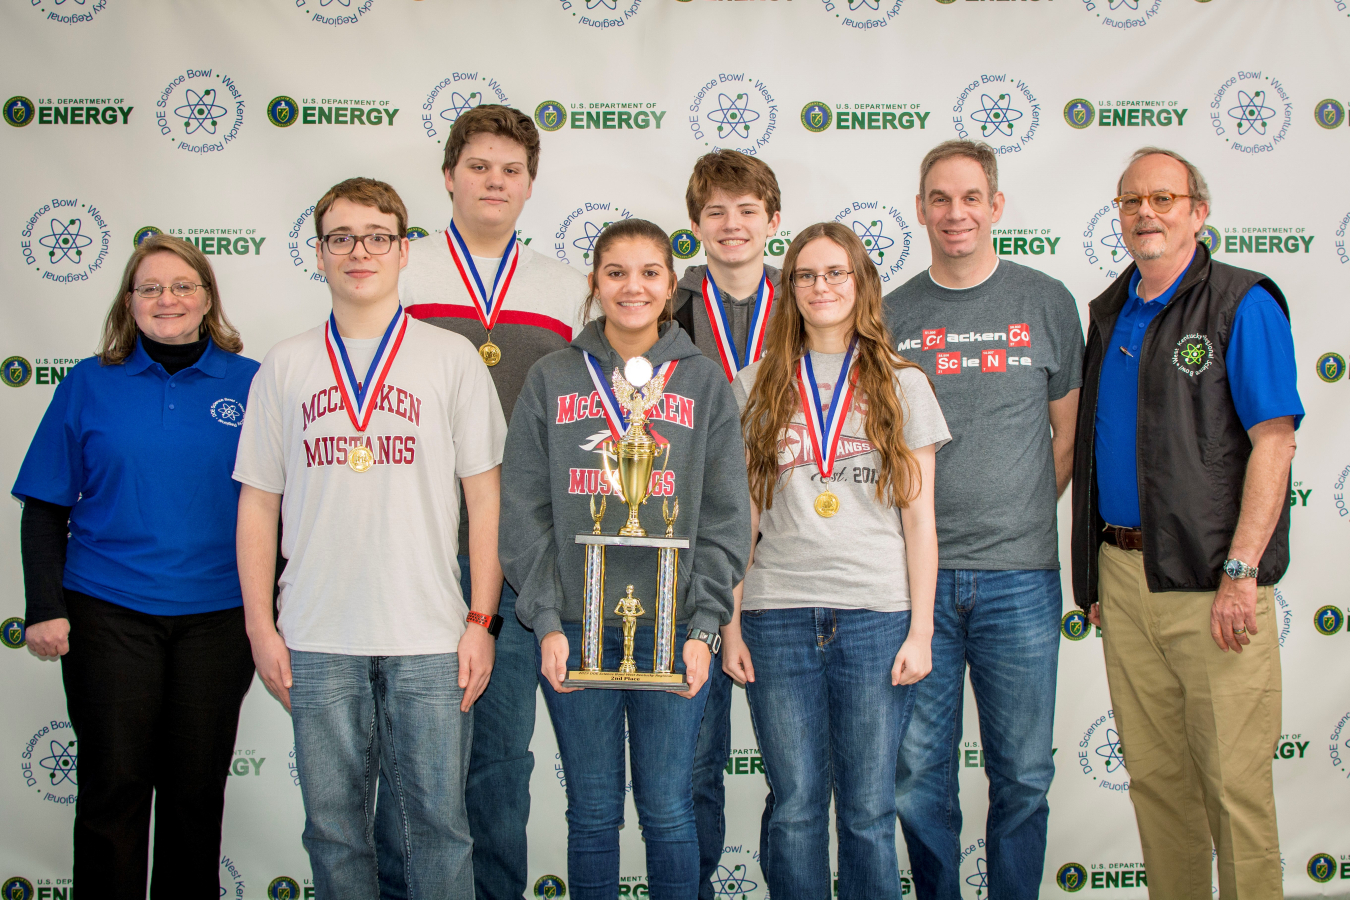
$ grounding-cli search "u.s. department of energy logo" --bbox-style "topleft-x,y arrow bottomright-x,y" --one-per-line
535,101 -> 566,132
1307,853 -> 1336,884
554,201 -> 634,270
1314,98 -> 1345,129
1318,352 -> 1346,383
2,357 -> 33,388
801,101 -> 832,133
1056,862 -> 1087,892
820,0 -> 905,31
533,101 -> 668,133
558,0 -> 651,30
4,97 -> 35,127
268,96 -> 299,127
953,74 -> 1040,155
29,0 -> 109,24
1064,99 -> 1094,129
407,227 -> 429,241
294,0 -> 376,26
1172,333 -> 1215,377
20,197 -> 112,285
1210,71 -> 1292,154
1315,605 -> 1345,636
267,876 -> 302,899
533,874 -> 566,899
832,201 -> 911,285
155,68 -> 245,154
0,878 -> 34,900
1061,610 -> 1090,641
1081,202 -> 1132,281
670,229 -> 700,260
133,225 -> 163,247
1,618 -> 25,649
1197,224 -> 1221,253
689,74 -> 778,156
422,73 -> 509,145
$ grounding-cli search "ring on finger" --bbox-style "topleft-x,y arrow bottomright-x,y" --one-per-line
1233,626 -> 1248,635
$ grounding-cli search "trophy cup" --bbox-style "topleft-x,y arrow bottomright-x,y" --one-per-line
564,357 -> 689,691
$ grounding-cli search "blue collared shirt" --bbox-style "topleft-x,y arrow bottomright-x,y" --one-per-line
1094,256 -> 1304,528
13,338 -> 260,615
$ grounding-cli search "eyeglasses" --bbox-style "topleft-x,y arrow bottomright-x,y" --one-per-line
792,268 -> 853,289
131,282 -> 206,299
321,233 -> 400,255
1113,192 -> 1192,215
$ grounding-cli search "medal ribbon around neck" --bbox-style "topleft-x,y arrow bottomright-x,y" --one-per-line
701,268 -> 774,382
583,352 -> 678,444
324,305 -> 409,433
796,336 -> 860,483
445,220 -> 521,334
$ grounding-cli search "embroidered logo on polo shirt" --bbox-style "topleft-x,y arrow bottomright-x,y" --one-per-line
1171,333 -> 1214,377
210,397 -> 245,426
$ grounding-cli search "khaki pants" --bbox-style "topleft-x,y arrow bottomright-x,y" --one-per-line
1097,542 -> 1282,899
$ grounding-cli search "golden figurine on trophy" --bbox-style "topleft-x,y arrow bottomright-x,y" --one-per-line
564,357 -> 688,691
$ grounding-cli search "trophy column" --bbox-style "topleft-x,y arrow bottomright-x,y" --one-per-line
653,547 -> 679,675
580,543 -> 605,673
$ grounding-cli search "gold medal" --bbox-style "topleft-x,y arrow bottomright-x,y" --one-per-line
479,340 -> 502,367
348,443 -> 374,473
814,489 -> 840,518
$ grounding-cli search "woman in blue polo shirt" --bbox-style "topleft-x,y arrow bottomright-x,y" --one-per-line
14,235 -> 260,898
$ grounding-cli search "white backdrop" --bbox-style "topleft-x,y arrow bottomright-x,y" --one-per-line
2,1 -> 1350,897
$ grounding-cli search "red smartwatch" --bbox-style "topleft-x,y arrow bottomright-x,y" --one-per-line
466,610 -> 504,638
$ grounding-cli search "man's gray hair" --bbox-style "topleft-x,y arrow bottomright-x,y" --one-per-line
1117,147 -> 1211,207
919,140 -> 999,200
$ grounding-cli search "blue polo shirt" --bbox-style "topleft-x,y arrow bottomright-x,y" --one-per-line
13,338 -> 260,615
1095,255 -> 1304,528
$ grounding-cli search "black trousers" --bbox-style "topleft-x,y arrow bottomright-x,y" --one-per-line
60,590 -> 255,900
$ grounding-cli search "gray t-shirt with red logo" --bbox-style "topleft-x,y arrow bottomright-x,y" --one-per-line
883,260 -> 1084,570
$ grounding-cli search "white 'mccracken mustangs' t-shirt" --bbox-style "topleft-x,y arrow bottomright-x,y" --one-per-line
233,317 -> 507,655
733,356 -> 950,613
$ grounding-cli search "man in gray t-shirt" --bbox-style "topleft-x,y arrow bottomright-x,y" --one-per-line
882,141 -> 1084,900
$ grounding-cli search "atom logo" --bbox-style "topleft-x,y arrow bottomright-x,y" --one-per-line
1094,728 -> 1126,772
707,93 -> 761,139
1180,342 -> 1206,367
1100,218 -> 1132,264
174,88 -> 228,135
849,0 -> 880,9
572,221 -> 606,263
439,91 -> 482,126
1107,0 -> 1139,8
1227,90 -> 1274,136
587,0 -> 618,7
319,0 -> 352,5
39,218 -> 93,265
40,739 -> 78,787
711,864 -> 758,899
54,0 -> 88,4
965,857 -> 989,898
852,219 -> 895,266
970,93 -> 1023,138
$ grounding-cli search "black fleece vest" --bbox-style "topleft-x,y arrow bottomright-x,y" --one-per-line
1071,243 -> 1291,607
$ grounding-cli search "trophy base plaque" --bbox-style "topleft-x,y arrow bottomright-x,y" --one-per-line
562,671 -> 688,691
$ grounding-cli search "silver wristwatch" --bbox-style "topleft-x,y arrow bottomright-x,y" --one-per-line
1222,558 -> 1258,580
686,627 -> 722,654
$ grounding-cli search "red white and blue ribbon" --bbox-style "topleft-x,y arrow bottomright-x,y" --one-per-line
701,269 -> 774,382
324,305 -> 409,432
796,337 -> 859,480
583,352 -> 678,444
446,220 -> 520,333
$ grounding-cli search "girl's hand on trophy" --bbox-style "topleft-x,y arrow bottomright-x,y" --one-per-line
541,631 -> 577,693
720,630 -> 755,686
676,639 -> 711,699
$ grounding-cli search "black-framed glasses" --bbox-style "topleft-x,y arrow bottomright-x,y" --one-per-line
792,268 -> 853,289
321,232 -> 400,255
1114,192 -> 1193,215
131,282 -> 206,299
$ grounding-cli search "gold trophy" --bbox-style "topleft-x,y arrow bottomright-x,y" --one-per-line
565,357 -> 688,691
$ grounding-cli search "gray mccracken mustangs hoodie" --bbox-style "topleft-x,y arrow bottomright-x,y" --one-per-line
501,318 -> 752,644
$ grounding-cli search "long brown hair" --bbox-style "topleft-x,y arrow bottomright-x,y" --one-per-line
742,222 -> 923,511
580,218 -> 677,324
98,234 -> 242,365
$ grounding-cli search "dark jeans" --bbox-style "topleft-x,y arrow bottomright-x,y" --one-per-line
895,569 -> 1061,900
60,590 -> 254,900
693,655 -> 732,900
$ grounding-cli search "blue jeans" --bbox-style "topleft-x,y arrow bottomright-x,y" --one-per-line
895,569 -> 1061,900
375,557 -> 537,900
540,621 -> 709,900
290,650 -> 473,899
742,607 -> 916,900
693,652 -> 731,900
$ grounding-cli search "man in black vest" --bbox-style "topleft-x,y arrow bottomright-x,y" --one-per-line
1071,148 -> 1302,899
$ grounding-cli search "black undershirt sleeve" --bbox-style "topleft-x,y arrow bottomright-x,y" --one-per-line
20,498 -> 73,626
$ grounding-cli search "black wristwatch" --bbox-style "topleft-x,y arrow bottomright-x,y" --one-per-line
686,626 -> 721,654
466,611 -> 504,638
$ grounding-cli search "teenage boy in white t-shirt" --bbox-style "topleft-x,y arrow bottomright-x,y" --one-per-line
235,177 -> 506,897
668,149 -> 783,900
399,104 -> 586,900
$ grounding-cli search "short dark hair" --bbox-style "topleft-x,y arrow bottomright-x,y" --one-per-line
314,177 -> 408,240
685,149 -> 782,223
442,105 -> 540,181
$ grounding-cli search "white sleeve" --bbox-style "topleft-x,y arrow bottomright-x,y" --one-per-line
232,352 -> 288,493
450,349 -> 507,478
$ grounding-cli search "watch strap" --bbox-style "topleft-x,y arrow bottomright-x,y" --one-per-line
466,610 -> 504,638
686,626 -> 721,654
